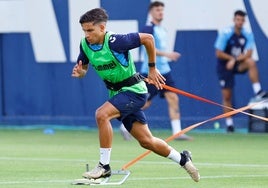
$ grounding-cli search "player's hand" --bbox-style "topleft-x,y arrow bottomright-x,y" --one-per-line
72,61 -> 86,78
167,52 -> 181,61
147,68 -> 166,89
226,58 -> 236,70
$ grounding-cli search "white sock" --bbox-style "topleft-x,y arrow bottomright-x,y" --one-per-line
252,82 -> 261,94
120,123 -> 128,132
171,119 -> 182,135
100,148 -> 111,165
226,118 -> 234,126
167,148 -> 181,164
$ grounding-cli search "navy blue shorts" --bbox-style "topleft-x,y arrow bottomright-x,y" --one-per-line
108,91 -> 148,132
217,61 -> 247,89
142,72 -> 176,101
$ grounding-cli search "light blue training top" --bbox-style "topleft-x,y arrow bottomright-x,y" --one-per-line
140,22 -> 171,74
214,26 -> 255,56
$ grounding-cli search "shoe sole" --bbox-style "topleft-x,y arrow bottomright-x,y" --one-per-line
183,161 -> 200,182
181,150 -> 200,182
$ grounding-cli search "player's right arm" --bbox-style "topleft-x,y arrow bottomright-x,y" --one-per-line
214,28 -> 236,69
72,45 -> 89,78
71,60 -> 88,78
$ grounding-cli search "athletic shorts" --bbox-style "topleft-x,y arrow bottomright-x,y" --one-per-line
142,71 -> 176,101
217,61 -> 247,89
108,91 -> 148,132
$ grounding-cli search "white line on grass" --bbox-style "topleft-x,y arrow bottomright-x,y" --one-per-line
202,174 -> 268,179
0,156 -> 87,162
127,161 -> 268,168
128,174 -> 268,181
0,157 -> 268,168
0,179 -> 72,185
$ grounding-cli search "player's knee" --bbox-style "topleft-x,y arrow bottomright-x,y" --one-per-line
95,108 -> 108,123
166,92 -> 178,103
246,58 -> 256,67
172,94 -> 179,104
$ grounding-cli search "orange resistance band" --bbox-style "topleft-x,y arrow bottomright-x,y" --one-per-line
121,84 -> 268,170
162,84 -> 268,122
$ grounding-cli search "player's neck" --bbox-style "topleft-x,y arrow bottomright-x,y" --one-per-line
152,20 -> 161,25
234,27 -> 242,35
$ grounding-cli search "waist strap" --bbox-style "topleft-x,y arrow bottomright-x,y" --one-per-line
104,73 -> 144,91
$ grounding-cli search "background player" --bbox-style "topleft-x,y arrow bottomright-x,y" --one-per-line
120,1 -> 192,141
214,10 -> 267,132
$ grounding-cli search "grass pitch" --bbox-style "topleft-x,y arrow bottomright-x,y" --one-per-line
0,128 -> 267,188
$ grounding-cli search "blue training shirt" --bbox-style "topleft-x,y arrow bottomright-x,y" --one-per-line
140,22 -> 171,74
77,32 -> 141,66
214,26 -> 255,63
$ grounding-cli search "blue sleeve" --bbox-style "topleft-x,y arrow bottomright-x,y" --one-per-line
141,25 -> 154,35
214,27 -> 233,51
109,33 -> 141,53
242,29 -> 255,50
77,43 -> 89,65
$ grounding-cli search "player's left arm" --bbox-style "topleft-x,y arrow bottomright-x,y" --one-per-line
237,30 -> 254,61
139,33 -> 165,89
109,33 -> 141,52
236,49 -> 253,62
110,33 -> 165,88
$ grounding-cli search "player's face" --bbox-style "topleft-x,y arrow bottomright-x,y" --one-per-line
150,6 -> 164,23
81,22 -> 105,44
233,15 -> 245,30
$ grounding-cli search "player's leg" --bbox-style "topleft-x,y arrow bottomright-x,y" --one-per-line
83,101 -> 121,179
237,58 -> 258,83
221,87 -> 234,132
119,99 -> 154,141
131,121 -> 171,156
238,58 -> 267,98
120,82 -> 156,141
222,88 -> 232,114
95,101 -> 120,148
162,72 -> 192,140
130,120 -> 200,182
217,67 -> 235,132
164,91 -> 192,140
164,91 -> 179,121
120,123 -> 132,140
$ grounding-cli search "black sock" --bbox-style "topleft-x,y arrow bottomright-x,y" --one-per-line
179,153 -> 187,166
99,162 -> 110,170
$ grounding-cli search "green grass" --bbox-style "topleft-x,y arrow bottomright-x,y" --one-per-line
0,128 -> 267,188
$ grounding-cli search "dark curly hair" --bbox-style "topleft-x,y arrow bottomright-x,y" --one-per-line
79,8 -> 108,25
149,1 -> 164,11
234,10 -> 247,17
